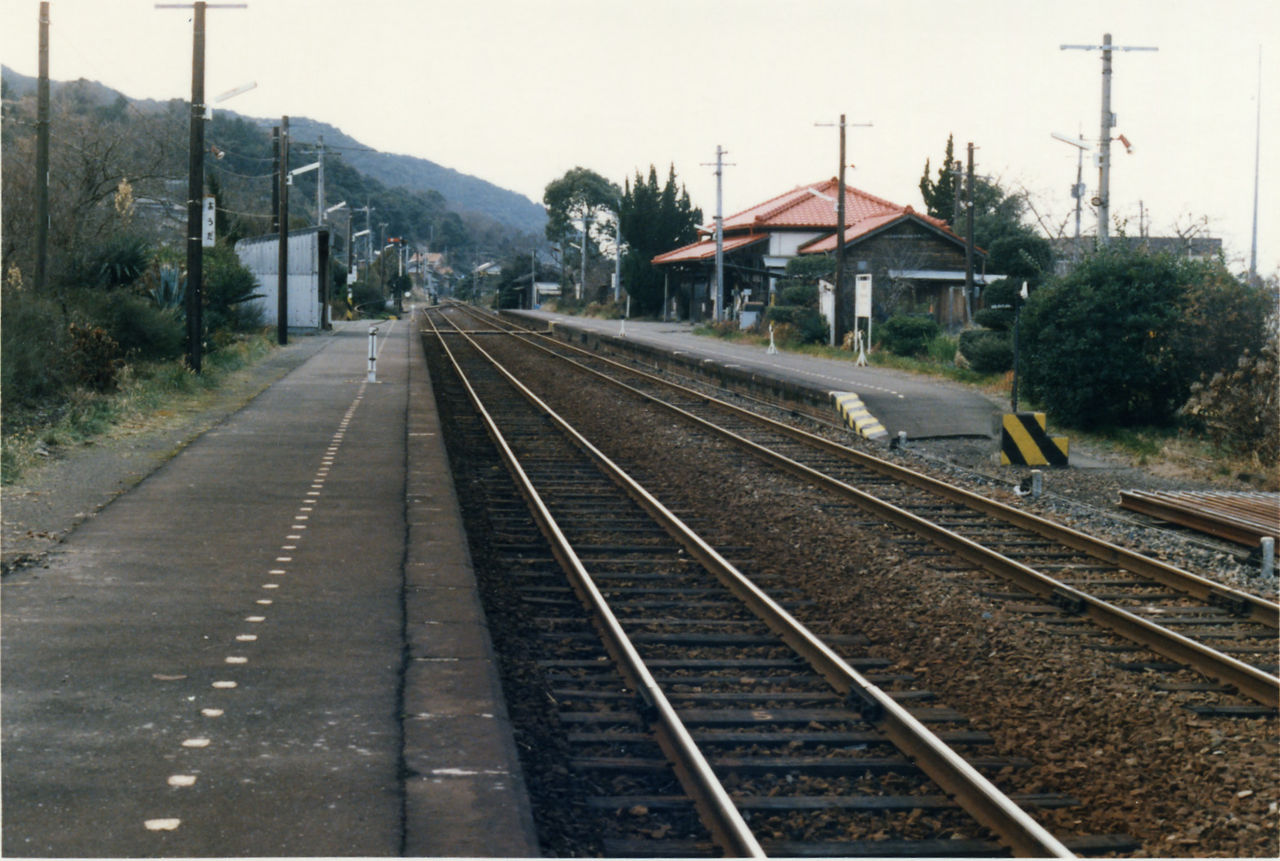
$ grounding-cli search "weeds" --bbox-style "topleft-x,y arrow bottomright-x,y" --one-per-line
1,332 -> 276,486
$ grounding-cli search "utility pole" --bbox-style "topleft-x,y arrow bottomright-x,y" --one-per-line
579,213 -> 589,302
316,134 -> 325,224
277,115 -> 289,345
1061,33 -> 1157,245
701,145 -> 734,322
34,1 -> 50,292
614,198 -> 623,304
1249,46 -> 1262,285
817,114 -> 872,345
964,142 -> 976,324
271,126 -> 280,232
158,1 -> 246,372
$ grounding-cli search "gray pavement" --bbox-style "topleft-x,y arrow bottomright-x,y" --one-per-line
1,318 -> 537,857
512,309 -> 1001,440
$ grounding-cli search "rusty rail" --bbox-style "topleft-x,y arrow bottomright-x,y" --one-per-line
1119,490 -> 1280,547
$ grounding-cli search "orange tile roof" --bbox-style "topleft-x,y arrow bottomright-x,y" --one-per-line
651,232 -> 768,265
709,179 -> 949,233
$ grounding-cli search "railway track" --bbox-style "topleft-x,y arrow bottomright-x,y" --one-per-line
419,306 -> 1142,857
446,303 -> 1279,713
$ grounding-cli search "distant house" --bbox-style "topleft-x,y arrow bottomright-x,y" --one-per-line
652,178 -> 993,333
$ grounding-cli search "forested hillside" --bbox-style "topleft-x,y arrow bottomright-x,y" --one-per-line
1,66 -> 545,240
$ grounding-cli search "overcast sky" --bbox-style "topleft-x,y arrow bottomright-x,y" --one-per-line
2,0 -> 1277,274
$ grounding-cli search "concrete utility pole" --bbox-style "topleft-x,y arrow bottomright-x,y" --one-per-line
34,1 -> 50,292
1061,33 -> 1157,245
157,1 -> 246,372
701,145 -> 734,322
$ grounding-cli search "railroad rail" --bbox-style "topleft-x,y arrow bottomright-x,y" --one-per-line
420,306 -> 1120,857
445,302 -> 1279,711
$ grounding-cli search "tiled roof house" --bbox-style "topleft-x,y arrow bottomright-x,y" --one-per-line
652,178 -> 994,331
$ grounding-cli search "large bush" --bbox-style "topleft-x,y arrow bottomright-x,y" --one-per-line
879,314 -> 941,357
72,289 -> 184,362
1020,248 -> 1272,429
1,288 -> 73,410
203,245 -> 264,334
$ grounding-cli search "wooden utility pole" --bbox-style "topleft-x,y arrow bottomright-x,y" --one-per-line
34,1 -> 50,292
816,115 -> 871,344
277,115 -> 289,345
271,126 -> 280,232
835,116 -> 846,345
158,1 -> 246,371
185,1 -> 206,370
964,142 -> 976,325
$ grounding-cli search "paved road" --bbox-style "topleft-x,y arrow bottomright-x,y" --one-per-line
1,318 -> 536,857
512,309 -> 1000,439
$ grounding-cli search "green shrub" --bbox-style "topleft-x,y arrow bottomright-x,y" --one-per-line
73,289 -> 184,362
879,314 -> 941,356
927,333 -> 958,364
765,305 -> 827,344
203,246 -> 265,335
775,283 -> 818,307
1,288 -> 72,409
350,281 -> 386,316
1019,248 -> 1269,429
69,234 -> 151,290
958,329 -> 1013,373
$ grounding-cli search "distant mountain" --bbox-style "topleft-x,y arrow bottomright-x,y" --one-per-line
277,115 -> 546,233
1,66 -> 547,234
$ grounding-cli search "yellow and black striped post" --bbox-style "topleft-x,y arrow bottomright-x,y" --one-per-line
831,392 -> 887,441
1000,412 -> 1068,467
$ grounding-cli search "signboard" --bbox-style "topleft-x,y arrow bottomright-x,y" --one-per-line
202,195 -> 217,247
854,274 -> 872,319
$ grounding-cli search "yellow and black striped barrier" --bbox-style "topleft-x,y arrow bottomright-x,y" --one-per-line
831,391 -> 888,441
1000,412 -> 1068,467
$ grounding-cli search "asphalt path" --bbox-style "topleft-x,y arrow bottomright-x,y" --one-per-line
511,309 -> 1000,439
0,319 -> 511,856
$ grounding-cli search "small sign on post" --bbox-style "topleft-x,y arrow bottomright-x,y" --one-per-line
201,195 -> 217,247
854,274 -> 872,365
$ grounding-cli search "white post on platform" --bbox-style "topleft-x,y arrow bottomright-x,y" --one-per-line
1262,537 -> 1275,579
367,326 -> 378,382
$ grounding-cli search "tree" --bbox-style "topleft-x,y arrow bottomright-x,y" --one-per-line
543,167 -> 621,296
919,135 -> 1054,286
618,164 -> 702,314
1019,246 -> 1273,429
919,134 -> 960,223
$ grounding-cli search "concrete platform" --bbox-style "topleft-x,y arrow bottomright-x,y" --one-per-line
1,316 -> 538,857
509,309 -> 999,441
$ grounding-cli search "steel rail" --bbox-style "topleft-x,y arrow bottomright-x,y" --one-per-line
458,308 -> 1278,708
425,309 -> 1077,859
421,310 -> 765,858
478,305 -> 1279,631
